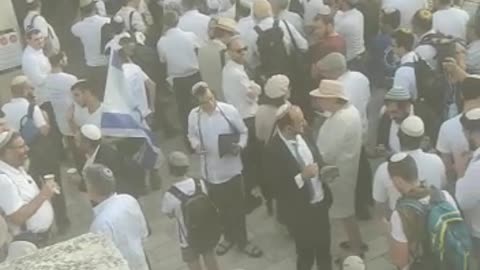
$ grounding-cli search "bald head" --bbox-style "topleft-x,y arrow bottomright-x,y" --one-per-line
316,52 -> 347,79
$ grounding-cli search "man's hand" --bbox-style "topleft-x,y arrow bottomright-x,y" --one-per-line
301,164 -> 319,179
320,165 -> 339,183
443,57 -> 467,83
40,180 -> 59,200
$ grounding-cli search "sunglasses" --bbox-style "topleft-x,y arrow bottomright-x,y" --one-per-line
235,46 -> 248,53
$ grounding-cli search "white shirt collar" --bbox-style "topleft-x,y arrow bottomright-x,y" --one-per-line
0,160 -> 26,176
183,9 -> 200,16
405,148 -> 422,156
93,193 -> 117,216
400,51 -> 417,64
418,30 -> 436,41
472,147 -> 480,160
278,129 -> 299,146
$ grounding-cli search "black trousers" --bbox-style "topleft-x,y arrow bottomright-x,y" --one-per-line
173,72 -> 202,133
241,117 -> 260,196
355,146 -> 373,214
206,175 -> 247,247
291,201 -> 332,270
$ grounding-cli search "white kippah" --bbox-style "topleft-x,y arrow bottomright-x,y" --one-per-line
81,124 -> 102,141
191,81 -> 209,95
400,116 -> 424,137
465,108 -> 480,120
390,152 -> 408,162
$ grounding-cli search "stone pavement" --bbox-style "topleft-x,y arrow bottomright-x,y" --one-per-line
51,87 -> 397,270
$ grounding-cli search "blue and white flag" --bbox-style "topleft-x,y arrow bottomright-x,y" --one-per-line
101,49 -> 163,169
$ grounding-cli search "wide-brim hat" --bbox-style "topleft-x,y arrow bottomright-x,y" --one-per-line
215,17 -> 237,33
309,80 -> 348,101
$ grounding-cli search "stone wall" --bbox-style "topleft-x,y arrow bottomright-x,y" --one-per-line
0,233 -> 130,270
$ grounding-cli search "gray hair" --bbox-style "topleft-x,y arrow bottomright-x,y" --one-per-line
84,164 -> 116,197
317,52 -> 347,78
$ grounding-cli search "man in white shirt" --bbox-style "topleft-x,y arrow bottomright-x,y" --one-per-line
311,80 -> 366,256
433,0 -> 469,40
436,76 -> 480,182
71,0 -> 111,98
187,83 -> 263,258
69,79 -> 104,129
85,164 -> 150,270
223,36 -> 262,212
0,130 -> 57,247
23,0 -> 60,57
271,0 -> 304,36
3,75 -> 71,234
391,29 -> 418,100
162,151 -> 220,270
334,0 -> 366,73
466,22 -> 480,74
22,29 -> 51,102
198,17 -> 237,102
387,153 -> 459,270
412,9 -> 438,69
178,0 -> 211,43
157,11 -> 202,133
116,0 -> 147,33
244,0 -> 307,75
373,116 -> 447,220
314,52 -> 372,219
457,108 -> 480,262
381,0 -> 428,30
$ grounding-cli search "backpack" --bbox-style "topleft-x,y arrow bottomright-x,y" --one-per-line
395,187 -> 473,270
19,103 -> 41,146
254,20 -> 290,79
168,179 -> 221,253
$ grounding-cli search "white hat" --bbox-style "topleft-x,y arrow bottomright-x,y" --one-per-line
400,116 -> 425,137
309,80 -> 348,101
10,76 -> 28,87
317,5 -> 331,15
390,152 -> 408,162
6,241 -> 38,260
265,75 -> 290,99
0,131 -> 14,151
465,108 -> 480,120
385,86 -> 411,101
343,256 -> 366,270
168,151 -> 190,167
81,124 -> 102,141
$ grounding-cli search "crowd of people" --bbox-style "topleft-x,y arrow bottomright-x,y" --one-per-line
0,0 -> 480,269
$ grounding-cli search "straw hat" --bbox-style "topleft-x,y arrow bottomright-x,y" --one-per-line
215,17 -> 237,33
309,80 -> 348,101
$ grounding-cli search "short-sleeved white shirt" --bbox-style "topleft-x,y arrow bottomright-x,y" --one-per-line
84,104 -> 105,129
433,7 -> 469,41
0,160 -> 54,235
334,9 -> 365,61
391,191 -> 458,243
71,15 -> 110,67
161,178 -> 208,247
178,10 -> 211,43
42,72 -> 78,136
123,63 -> 151,118
382,0 -> 428,30
156,28 -> 201,81
436,114 -> 469,157
2,98 -> 47,132
373,149 -> 447,210
394,51 -> 418,100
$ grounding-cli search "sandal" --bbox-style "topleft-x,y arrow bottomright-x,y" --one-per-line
339,241 -> 368,251
216,240 -> 234,256
241,242 -> 263,258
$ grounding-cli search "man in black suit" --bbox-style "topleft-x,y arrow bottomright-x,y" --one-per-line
264,104 -> 332,270
78,124 -> 145,198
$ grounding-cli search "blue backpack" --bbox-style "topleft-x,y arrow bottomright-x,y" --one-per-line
396,187 -> 473,270
19,103 -> 41,146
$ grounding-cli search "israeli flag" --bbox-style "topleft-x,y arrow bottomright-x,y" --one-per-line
101,49 -> 163,169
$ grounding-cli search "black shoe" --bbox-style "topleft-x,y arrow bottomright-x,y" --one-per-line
339,241 -> 369,252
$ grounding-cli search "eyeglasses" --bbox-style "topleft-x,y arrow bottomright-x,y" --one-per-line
235,46 -> 248,53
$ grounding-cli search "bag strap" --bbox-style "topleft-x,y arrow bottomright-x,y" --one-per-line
168,185 -> 189,203
217,106 -> 239,134
282,20 -> 298,52
129,10 -> 136,31
27,103 -> 35,119
192,178 -> 203,195
273,19 -> 279,28
254,25 -> 263,35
